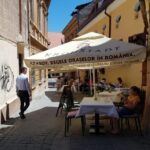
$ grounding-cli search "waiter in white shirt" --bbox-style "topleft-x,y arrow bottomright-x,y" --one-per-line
16,67 -> 31,119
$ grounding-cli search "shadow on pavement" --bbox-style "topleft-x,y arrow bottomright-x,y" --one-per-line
45,91 -> 62,102
0,92 -> 150,150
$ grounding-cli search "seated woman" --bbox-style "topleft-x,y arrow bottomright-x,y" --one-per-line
116,77 -> 124,88
112,86 -> 141,134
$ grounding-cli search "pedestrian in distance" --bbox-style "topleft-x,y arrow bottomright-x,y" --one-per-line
16,67 -> 32,119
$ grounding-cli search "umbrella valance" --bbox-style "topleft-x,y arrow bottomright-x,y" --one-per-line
25,32 -> 146,69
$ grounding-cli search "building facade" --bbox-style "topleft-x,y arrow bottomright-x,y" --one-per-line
62,2 -> 92,42
48,32 -> 64,49
0,0 -> 29,123
0,0 -> 51,123
62,14 -> 78,42
75,0 -> 146,87
29,0 -> 50,98
65,0 -> 150,130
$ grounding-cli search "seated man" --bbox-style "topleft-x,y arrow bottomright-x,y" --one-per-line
80,79 -> 90,93
97,78 -> 109,91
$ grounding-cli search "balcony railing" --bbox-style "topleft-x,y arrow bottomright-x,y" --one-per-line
30,20 -> 48,49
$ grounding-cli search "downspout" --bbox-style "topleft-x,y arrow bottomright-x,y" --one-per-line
139,0 -> 148,34
104,8 -> 111,37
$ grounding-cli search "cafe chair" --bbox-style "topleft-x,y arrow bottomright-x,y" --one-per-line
64,110 -> 86,137
56,86 -> 80,117
119,89 -> 146,136
56,94 -> 68,117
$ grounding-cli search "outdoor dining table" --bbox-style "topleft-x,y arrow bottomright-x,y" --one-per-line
98,91 -> 122,102
76,96 -> 119,134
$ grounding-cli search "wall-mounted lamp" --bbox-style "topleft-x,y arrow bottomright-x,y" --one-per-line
102,24 -> 106,34
134,2 -> 141,19
115,15 -> 121,28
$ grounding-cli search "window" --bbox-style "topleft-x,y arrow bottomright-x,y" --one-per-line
128,33 -> 146,46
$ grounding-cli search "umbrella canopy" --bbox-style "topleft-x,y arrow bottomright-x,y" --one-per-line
25,32 -> 146,69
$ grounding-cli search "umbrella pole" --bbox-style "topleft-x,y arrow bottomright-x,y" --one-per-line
89,69 -> 92,96
92,67 -> 96,100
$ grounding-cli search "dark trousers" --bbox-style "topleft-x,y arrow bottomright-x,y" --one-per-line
18,90 -> 30,114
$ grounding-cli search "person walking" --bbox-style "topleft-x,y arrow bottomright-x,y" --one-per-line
16,67 -> 31,119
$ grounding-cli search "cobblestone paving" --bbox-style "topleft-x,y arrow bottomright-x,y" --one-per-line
0,90 -> 150,150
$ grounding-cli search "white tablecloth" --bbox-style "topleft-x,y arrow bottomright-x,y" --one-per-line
76,97 -> 119,118
98,91 -> 122,102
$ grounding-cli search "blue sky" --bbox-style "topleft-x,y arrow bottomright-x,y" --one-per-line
48,0 -> 91,32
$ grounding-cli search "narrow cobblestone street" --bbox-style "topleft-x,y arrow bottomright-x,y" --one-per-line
0,89 -> 150,150
1,0 -> 150,149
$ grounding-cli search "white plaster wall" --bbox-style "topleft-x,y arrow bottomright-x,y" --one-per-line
0,0 -> 28,45
0,0 -> 19,43
0,39 -> 19,107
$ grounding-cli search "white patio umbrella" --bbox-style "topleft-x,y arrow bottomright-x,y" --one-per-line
25,32 -> 146,69
25,32 -> 146,98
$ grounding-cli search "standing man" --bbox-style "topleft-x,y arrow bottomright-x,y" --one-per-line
16,67 -> 31,119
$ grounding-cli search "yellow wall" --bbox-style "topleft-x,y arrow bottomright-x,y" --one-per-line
85,16 -> 110,37
111,0 -> 144,41
78,0 -> 145,87
103,63 -> 142,87
80,0 -> 144,39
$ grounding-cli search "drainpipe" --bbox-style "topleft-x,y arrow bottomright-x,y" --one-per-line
139,0 -> 148,34
104,8 -> 111,37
